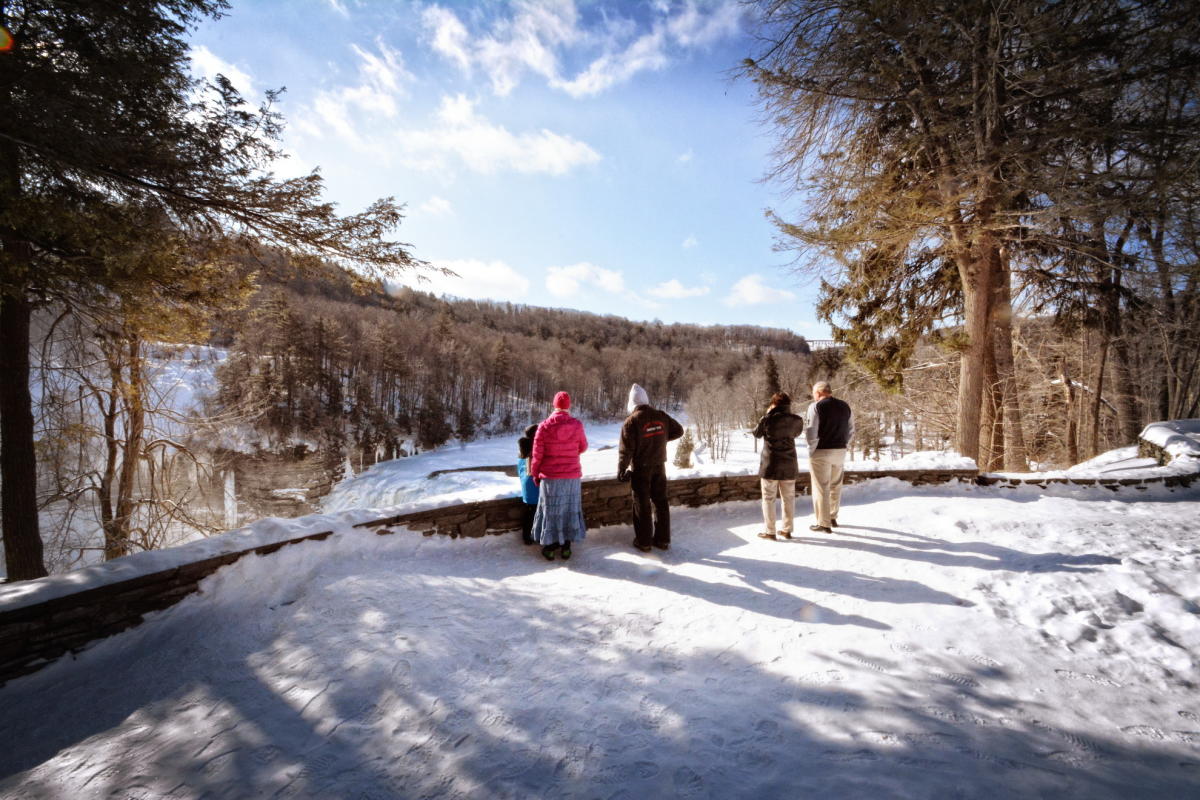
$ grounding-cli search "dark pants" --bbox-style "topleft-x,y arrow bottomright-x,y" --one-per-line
520,503 -> 536,543
630,464 -> 670,547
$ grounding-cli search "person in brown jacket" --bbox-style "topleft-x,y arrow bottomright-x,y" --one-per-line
618,383 -> 684,552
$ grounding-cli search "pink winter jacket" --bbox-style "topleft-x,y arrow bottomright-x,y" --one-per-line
530,411 -> 588,482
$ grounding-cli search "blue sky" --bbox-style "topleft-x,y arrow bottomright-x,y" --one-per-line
190,0 -> 830,338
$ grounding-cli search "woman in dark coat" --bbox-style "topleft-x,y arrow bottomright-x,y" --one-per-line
752,391 -> 805,540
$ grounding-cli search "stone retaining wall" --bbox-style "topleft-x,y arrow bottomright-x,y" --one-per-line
1139,438 -> 1170,466
0,467 -> 970,686
0,529 -> 337,687
976,472 -> 1197,490
368,469 -> 978,538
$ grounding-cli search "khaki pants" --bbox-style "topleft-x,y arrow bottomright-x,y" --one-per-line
760,478 -> 796,535
809,448 -> 846,527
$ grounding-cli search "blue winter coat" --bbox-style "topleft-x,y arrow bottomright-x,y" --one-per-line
517,457 -> 539,505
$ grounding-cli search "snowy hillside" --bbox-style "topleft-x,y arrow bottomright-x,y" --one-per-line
1,478 -> 1197,798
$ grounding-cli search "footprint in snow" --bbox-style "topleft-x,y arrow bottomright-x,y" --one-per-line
673,765 -> 705,796
754,719 -> 781,741
1054,668 -> 1123,688
840,650 -> 895,674
1122,724 -> 1168,740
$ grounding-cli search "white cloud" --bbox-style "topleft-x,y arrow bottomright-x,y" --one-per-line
422,5 -> 472,74
419,0 -> 744,98
326,0 -> 349,17
725,274 -> 796,306
294,40 -> 412,144
190,45 -> 257,100
546,262 -> 659,308
351,42 -> 410,100
423,1 -> 578,96
396,94 -> 600,175
667,1 -> 744,48
398,258 -> 531,302
677,148 -> 694,164
418,196 -> 454,216
546,262 -> 627,297
477,0 -> 579,96
553,28 -> 668,97
649,279 -> 710,299
682,235 -> 698,249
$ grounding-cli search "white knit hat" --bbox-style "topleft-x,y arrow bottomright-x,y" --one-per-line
627,383 -> 650,413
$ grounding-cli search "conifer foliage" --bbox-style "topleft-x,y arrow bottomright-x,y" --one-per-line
744,0 -> 1200,466
0,1 -> 421,580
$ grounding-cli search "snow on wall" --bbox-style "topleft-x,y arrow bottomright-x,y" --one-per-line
1140,419 -> 1200,461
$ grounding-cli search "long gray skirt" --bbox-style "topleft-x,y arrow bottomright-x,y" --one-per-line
531,478 -> 587,546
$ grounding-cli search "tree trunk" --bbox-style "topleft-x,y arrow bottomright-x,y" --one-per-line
1089,338 -> 1109,458
110,335 -> 145,559
1097,262 -> 1141,445
955,237 -> 998,463
0,291 -> 48,580
1059,363 -> 1079,465
993,266 -> 1028,471
98,370 -> 119,556
979,339 -> 1002,470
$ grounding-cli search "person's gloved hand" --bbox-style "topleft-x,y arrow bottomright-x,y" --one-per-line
618,469 -> 630,482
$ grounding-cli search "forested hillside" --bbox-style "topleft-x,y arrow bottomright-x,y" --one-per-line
211,257 -> 815,464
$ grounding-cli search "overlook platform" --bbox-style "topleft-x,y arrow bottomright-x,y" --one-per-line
1,479 -> 1197,799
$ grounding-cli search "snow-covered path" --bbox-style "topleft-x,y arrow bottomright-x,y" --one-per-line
2,480 -> 1198,799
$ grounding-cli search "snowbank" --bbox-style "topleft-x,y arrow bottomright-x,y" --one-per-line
1140,419 -> 1200,461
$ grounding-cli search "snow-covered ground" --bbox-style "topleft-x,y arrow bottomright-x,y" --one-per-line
989,443 -> 1200,482
2,478 -> 1198,798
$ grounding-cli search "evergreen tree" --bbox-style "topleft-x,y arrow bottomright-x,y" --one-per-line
763,353 -> 781,399
456,395 -> 475,443
416,395 -> 452,451
0,1 -> 422,579
673,428 -> 695,469
743,0 -> 1200,461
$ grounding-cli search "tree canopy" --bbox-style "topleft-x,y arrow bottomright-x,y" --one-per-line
744,0 -> 1200,464
0,0 -> 423,580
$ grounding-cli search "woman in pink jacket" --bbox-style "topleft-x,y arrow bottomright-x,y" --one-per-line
529,391 -> 588,561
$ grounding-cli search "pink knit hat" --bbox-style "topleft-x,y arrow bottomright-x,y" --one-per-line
553,391 -> 571,410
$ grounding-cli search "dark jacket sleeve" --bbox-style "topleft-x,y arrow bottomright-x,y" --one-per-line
618,416 -> 634,474
753,415 -> 767,439
667,414 -> 684,441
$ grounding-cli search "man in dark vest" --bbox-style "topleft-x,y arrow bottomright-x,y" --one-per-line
753,391 -> 805,540
618,383 -> 684,552
805,381 -> 854,533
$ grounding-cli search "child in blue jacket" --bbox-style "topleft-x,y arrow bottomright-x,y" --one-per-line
516,424 -> 539,545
